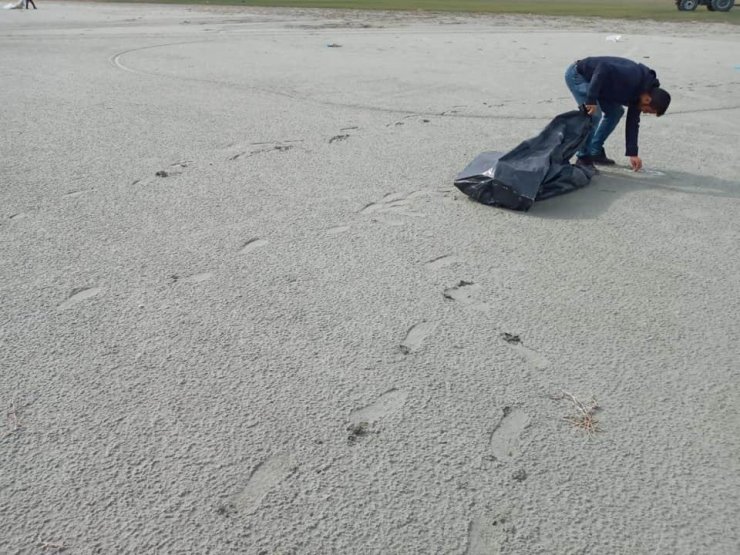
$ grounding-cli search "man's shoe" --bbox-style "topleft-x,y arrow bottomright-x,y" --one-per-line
591,148 -> 616,166
575,156 -> 599,175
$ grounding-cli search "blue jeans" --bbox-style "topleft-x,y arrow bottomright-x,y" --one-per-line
564,63 -> 624,158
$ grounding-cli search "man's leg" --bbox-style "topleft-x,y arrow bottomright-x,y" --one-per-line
587,101 -> 624,157
564,63 -> 600,159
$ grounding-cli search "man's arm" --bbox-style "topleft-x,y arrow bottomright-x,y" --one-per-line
625,104 -> 642,170
585,62 -> 609,106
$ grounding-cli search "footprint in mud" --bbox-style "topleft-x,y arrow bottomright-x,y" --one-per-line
400,321 -> 437,354
466,512 -> 512,555
373,217 -> 405,227
173,272 -> 214,284
360,192 -> 425,218
58,287 -> 101,310
489,407 -> 529,461
443,280 -> 479,302
155,168 -> 184,178
387,115 -> 431,127
500,333 -> 549,370
360,198 -> 407,214
406,189 -> 453,202
240,238 -> 268,254
326,225 -> 350,235
443,281 -> 490,313
230,144 -> 295,161
232,454 -> 296,515
349,388 -> 408,427
362,190 -> 450,220
425,254 -> 459,271
64,189 -> 93,198
329,134 -> 350,144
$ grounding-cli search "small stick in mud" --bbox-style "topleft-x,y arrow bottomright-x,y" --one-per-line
38,540 -> 66,551
6,399 -> 21,435
554,390 -> 602,436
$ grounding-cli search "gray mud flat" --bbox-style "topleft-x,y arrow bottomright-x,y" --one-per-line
1,2 -> 739,553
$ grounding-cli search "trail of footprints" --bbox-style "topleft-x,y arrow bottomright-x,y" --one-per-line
49,174 -> 549,540
369,188 -> 551,549
56,235 -> 270,309
219,388 -> 411,518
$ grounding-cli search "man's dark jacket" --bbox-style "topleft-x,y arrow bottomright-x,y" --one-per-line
576,56 -> 661,156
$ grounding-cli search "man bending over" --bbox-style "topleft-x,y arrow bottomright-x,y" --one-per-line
565,56 -> 671,172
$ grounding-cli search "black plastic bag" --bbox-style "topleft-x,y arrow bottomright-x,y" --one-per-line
454,109 -> 596,211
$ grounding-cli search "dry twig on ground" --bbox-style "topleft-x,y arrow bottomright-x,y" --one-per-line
553,390 -> 602,435
38,541 -> 66,552
6,399 -> 21,436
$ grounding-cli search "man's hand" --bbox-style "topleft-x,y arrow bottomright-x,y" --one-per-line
629,156 -> 643,172
585,104 -> 598,116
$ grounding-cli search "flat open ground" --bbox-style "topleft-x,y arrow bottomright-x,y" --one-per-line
102,0 -> 740,22
1,2 -> 739,553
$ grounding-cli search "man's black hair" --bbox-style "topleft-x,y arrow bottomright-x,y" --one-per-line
650,87 -> 671,117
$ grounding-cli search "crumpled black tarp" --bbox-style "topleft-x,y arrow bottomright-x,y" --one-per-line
454,108 -> 596,211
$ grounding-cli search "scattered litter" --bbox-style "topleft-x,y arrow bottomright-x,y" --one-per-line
512,469 -> 527,482
326,43 -> 342,48
606,34 -> 623,42
155,170 -> 169,178
329,134 -> 350,144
